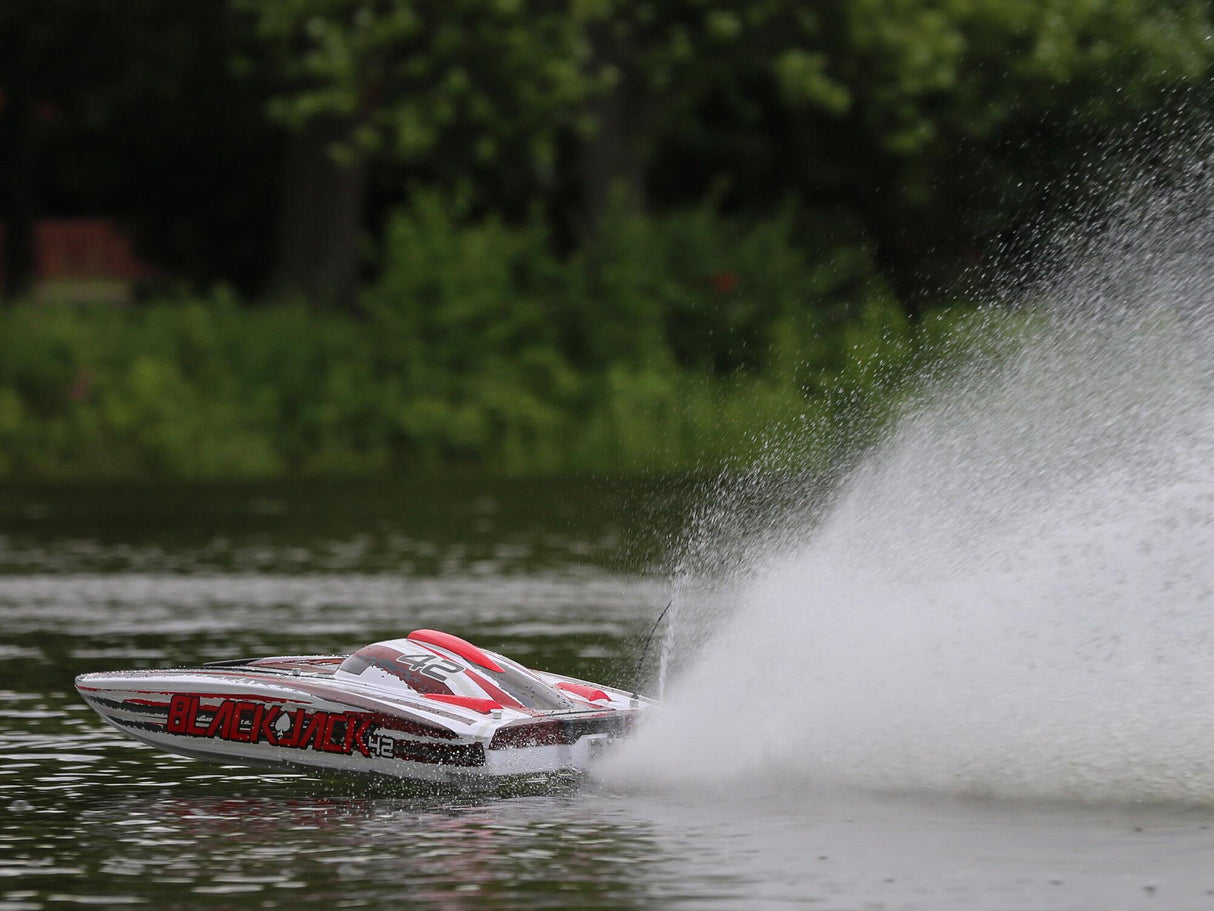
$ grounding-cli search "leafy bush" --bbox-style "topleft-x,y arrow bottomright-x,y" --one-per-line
0,202 -> 996,479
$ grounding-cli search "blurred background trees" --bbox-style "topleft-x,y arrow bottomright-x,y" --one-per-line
8,0 -> 1210,307
1,0 -> 1212,476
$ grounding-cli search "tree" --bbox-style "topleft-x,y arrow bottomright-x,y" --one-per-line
774,0 -> 1214,298
238,0 -> 592,310
571,1 -> 850,237
620,0 -> 1214,301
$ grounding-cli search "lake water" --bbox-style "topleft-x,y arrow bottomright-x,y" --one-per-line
3,480 -> 1214,910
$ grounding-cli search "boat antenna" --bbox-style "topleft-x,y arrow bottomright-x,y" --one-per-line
633,597 -> 674,695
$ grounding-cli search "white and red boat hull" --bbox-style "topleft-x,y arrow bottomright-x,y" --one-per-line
76,632 -> 652,782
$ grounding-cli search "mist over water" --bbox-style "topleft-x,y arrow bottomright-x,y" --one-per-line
612,157 -> 1214,804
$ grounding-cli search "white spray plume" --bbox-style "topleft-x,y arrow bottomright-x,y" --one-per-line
611,145 -> 1214,804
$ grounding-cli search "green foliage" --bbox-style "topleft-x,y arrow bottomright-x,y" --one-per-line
10,0 -> 1213,482
820,0 -> 1214,280
238,0 -> 590,169
0,204 -> 998,479
582,198 -> 889,378
11,0 -> 1214,310
230,0 -> 1214,307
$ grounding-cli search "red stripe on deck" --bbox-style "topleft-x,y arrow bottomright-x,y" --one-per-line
407,629 -> 504,673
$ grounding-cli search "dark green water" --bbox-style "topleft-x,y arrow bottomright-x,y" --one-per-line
3,480 -> 1213,910
0,479 -> 678,909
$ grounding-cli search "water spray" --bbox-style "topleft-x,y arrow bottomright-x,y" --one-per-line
609,150 -> 1214,805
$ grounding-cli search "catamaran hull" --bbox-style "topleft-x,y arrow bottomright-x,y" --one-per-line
76,636 -> 648,782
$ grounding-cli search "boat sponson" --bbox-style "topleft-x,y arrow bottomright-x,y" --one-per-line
489,712 -> 630,750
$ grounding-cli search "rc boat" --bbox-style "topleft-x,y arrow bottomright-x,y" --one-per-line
76,629 -> 653,782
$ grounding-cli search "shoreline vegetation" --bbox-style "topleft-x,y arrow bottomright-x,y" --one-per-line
0,199 -> 992,481
6,2 -> 1212,482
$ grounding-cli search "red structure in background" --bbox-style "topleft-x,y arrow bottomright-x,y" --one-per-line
0,218 -> 157,302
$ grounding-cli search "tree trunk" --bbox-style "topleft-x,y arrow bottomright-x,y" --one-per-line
271,116 -> 365,312
2,88 -> 38,302
578,24 -> 649,243
579,80 -> 648,241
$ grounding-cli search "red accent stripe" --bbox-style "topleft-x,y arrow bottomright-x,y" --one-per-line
556,682 -> 611,703
81,672 -> 480,730
407,629 -> 504,673
423,694 -> 502,714
464,669 -> 526,711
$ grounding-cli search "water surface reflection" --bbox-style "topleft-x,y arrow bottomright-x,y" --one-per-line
3,481 -> 1213,909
